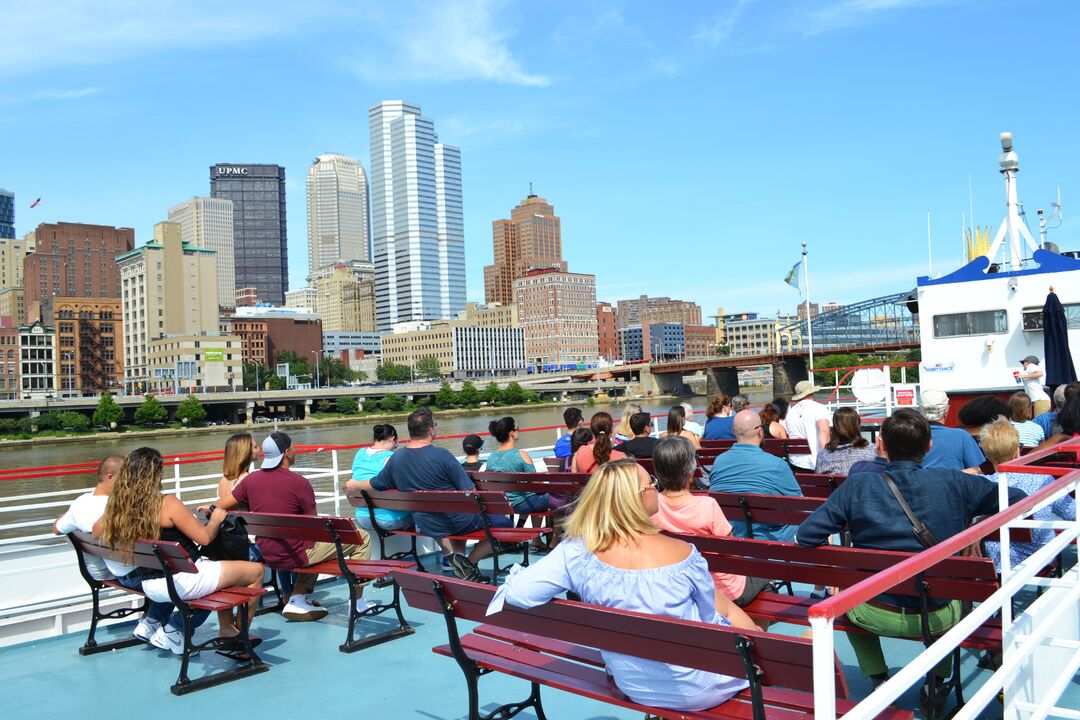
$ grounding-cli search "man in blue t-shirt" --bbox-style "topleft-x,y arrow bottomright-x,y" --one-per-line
918,389 -> 985,472
708,410 -> 802,541
553,407 -> 585,459
356,408 -> 509,582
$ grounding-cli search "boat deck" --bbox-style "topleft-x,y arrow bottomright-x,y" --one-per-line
4,550 -> 1055,720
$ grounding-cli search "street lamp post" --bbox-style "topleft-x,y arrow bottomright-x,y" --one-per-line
311,350 -> 321,389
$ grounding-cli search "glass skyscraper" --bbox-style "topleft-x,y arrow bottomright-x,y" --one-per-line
0,189 -> 14,239
369,101 -> 465,331
209,164 -> 288,305
306,154 -> 370,278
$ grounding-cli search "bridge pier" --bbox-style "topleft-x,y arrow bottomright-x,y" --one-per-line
772,357 -> 808,397
302,399 -> 312,419
705,368 -> 740,398
244,402 -> 254,424
639,367 -> 685,396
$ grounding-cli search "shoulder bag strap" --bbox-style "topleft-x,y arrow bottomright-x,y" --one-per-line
882,473 -> 939,549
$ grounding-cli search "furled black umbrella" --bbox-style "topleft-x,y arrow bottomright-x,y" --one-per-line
1043,289 -> 1077,386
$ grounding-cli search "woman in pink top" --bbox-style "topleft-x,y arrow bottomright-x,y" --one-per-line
650,435 -> 771,608
571,412 -> 626,474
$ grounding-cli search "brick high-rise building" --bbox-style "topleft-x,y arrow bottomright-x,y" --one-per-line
485,192 -> 566,306
513,268 -> 597,370
23,222 -> 134,322
596,302 -> 619,361
616,295 -> 702,328
43,297 -> 123,396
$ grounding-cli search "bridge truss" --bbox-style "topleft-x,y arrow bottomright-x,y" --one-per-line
777,290 -> 919,352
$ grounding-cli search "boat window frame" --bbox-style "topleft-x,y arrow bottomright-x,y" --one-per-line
931,309 -> 1009,338
1021,304 -> 1080,332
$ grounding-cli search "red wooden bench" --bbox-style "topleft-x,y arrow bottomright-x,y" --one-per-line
68,530 -> 269,695
542,456 -> 565,471
793,472 -> 847,498
705,491 -> 822,540
634,456 -> 705,479
467,470 -> 589,496
347,489 -> 552,581
701,439 -> 812,458
675,533 -> 1002,712
234,512 -> 416,652
392,568 -> 913,720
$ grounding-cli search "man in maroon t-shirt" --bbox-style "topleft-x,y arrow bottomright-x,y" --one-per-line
218,431 -> 372,621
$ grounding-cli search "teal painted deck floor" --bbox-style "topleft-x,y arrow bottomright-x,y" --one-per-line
1,554 -> 1060,720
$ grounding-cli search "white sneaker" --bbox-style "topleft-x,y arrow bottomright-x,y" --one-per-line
133,618 -> 161,643
355,598 -> 377,614
149,626 -> 195,656
282,594 -> 329,622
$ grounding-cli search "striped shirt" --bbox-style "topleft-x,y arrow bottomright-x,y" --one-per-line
1010,420 -> 1045,447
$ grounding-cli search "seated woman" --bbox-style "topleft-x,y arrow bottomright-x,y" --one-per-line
97,447 -> 265,654
661,405 -> 702,450
613,403 -> 643,443
346,424 -> 412,530
759,401 -> 788,440
1008,392 -> 1046,447
650,436 -> 770,608
979,417 -> 1075,572
815,407 -> 876,475
571,412 -> 626,473
217,433 -> 256,504
561,426 -> 593,473
488,458 -> 756,712
485,416 -> 550,514
702,394 -> 734,440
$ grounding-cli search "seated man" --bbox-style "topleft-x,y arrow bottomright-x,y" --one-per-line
553,407 -> 584,459
919,389 -> 986,472
618,412 -> 659,458
709,410 -> 802,541
356,408 -> 510,583
217,431 -> 373,621
54,456 -> 190,644
796,409 -> 1026,713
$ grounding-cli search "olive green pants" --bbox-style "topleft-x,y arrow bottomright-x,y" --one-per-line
846,599 -> 962,678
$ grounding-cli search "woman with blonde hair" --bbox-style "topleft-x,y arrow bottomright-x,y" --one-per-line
571,412 -> 626,473
614,402 -> 643,443
217,433 -> 256,501
97,447 -> 264,654
488,458 -> 756,711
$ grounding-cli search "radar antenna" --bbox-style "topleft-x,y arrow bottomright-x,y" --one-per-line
985,132 -> 1040,270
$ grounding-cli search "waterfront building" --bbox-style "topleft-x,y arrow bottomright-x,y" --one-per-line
618,322 -> 686,362
167,197 -> 236,310
0,189 -> 13,239
513,268 -> 598,370
822,300 -> 844,314
43,297 -> 122,396
0,288 -> 25,326
307,154 -> 370,277
684,323 -> 717,358
369,101 -> 465,330
117,222 -> 220,394
596,302 -> 619,361
0,232 -> 37,289
0,320 -> 19,400
146,335 -> 243,394
380,321 -> 525,379
324,331 -> 382,358
284,286 -> 317,311
456,301 -> 518,328
718,311 -> 800,356
23,222 -> 134,323
484,192 -> 566,307
616,295 -> 702,328
797,302 -> 820,321
225,306 -> 323,367
19,320 -> 54,399
210,163 -> 288,305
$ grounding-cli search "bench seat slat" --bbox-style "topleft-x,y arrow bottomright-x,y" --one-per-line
299,559 -> 416,578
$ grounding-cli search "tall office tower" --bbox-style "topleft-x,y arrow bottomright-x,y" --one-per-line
0,231 -> 36,289
485,192 -> 566,306
168,197 -> 236,310
369,100 -> 465,331
306,154 -> 370,279
210,164 -> 288,305
23,222 -> 134,322
0,189 -> 14,239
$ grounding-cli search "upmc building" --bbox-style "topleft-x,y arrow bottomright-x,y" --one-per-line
210,164 -> 288,305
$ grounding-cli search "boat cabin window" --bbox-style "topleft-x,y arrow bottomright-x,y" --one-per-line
932,309 -> 1007,338
1022,304 -> 1080,332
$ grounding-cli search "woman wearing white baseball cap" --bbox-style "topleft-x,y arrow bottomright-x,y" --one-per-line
1017,356 -> 1051,416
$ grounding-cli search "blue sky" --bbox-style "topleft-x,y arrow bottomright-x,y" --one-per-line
2,0 -> 1078,319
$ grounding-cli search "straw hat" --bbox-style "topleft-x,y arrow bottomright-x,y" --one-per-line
790,380 -> 821,402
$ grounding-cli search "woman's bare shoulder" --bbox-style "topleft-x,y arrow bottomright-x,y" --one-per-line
643,532 -> 693,563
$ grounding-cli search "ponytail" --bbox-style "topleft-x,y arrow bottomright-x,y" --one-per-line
589,412 -> 614,466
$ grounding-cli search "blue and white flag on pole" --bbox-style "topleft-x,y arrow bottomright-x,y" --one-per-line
784,261 -> 801,291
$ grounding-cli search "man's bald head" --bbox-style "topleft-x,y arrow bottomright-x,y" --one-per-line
97,456 -> 124,489
733,410 -> 763,444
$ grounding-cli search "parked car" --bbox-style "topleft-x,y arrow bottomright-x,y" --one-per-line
254,416 -> 272,424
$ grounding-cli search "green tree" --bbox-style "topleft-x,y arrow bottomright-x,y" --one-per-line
500,381 -> 528,405
134,395 -> 168,426
36,411 -> 62,430
457,381 -> 481,408
174,395 -> 206,424
58,411 -> 91,431
92,393 -> 123,428
377,361 -> 412,383
274,350 -> 311,384
324,358 -> 354,387
335,396 -> 360,414
243,361 -> 285,390
434,381 -> 458,409
379,393 -> 405,412
481,382 -> 502,405
415,355 -> 443,381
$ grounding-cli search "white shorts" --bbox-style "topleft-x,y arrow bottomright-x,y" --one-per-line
141,558 -> 223,603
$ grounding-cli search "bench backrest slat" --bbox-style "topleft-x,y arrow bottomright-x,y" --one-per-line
700,439 -> 811,458
234,511 -> 367,544
468,471 -> 589,496
633,457 -> 704,479
348,489 -> 515,515
793,473 -> 846,498
393,569 -> 816,691
70,531 -> 197,574
704,491 -> 823,525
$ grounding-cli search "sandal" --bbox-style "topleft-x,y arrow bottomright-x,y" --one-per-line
214,634 -> 262,661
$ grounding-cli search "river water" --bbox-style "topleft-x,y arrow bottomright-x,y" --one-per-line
0,392 -> 776,539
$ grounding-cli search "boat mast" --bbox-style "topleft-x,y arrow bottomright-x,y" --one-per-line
985,132 -> 1040,270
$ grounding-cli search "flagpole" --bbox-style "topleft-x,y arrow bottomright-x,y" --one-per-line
802,241 -> 815,372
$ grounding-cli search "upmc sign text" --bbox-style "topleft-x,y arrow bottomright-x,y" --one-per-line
217,167 -> 249,176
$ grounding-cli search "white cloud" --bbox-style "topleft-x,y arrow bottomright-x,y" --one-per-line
343,0 -> 550,87
31,87 -> 102,100
803,0 -> 962,36
693,0 -> 755,46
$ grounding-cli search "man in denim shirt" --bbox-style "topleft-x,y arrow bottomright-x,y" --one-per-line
797,409 -> 1025,712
